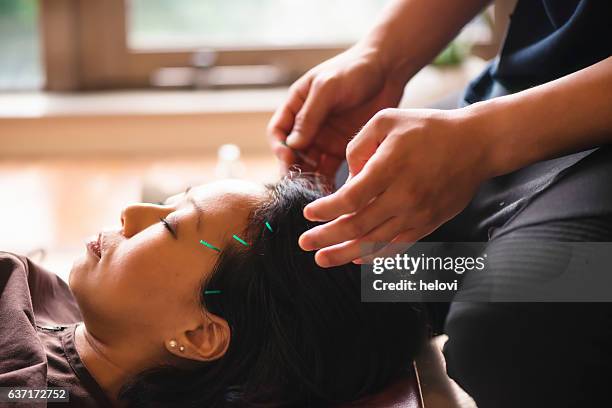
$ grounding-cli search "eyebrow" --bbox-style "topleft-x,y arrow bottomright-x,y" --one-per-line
187,195 -> 203,232
167,189 -> 203,239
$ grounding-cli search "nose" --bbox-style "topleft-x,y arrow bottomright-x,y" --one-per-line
121,203 -> 172,238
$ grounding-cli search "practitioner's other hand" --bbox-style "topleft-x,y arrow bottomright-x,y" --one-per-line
298,108 -> 496,267
267,44 -> 405,188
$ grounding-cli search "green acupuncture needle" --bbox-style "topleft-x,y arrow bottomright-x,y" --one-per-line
265,221 -> 273,232
232,234 -> 249,247
280,140 -> 318,167
204,290 -> 222,295
200,240 -> 221,252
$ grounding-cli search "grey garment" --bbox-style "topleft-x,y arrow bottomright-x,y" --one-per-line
443,216 -> 612,408
423,146 -> 610,243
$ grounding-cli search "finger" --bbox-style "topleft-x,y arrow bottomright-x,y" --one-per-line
292,146 -> 321,173
286,78 -> 335,150
299,194 -> 394,251
279,146 -> 317,175
345,110 -> 392,177
313,123 -> 352,159
267,92 -> 304,145
313,239 -> 359,268
316,154 -> 343,189
278,160 -> 290,176
303,145 -> 322,170
354,242 -> 415,266
354,225 -> 436,264
314,216 -> 406,267
268,78 -> 312,163
303,154 -> 389,222
271,136 -> 297,166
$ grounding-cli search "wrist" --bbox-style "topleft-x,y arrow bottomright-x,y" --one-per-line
460,59 -> 612,177
456,99 -> 528,180
356,33 -> 417,88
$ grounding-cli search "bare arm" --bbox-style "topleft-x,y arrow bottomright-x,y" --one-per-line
360,0 -> 492,85
469,56 -> 612,178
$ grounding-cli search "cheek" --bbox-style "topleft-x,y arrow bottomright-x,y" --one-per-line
99,239 -> 202,325
107,245 -> 176,309
68,254 -> 91,301
74,240 -> 174,327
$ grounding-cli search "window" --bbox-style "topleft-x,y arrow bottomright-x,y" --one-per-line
128,0 -> 389,49
36,0 -> 498,91
0,0 -> 43,91
39,0 -> 392,91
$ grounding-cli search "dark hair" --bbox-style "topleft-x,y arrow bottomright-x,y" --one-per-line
120,173 -> 427,407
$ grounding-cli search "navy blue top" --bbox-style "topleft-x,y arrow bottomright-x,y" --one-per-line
463,0 -> 611,104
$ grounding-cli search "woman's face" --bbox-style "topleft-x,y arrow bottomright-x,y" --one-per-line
69,179 -> 265,357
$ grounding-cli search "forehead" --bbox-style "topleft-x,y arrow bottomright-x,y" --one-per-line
167,179 -> 265,205
191,179 -> 266,207
167,180 -> 266,241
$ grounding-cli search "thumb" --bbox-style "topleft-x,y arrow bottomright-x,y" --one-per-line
286,81 -> 334,150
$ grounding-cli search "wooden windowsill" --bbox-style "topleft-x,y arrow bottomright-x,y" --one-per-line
0,88 -> 289,118
0,58 -> 486,157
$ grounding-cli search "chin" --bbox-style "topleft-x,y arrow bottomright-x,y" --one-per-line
68,253 -> 88,292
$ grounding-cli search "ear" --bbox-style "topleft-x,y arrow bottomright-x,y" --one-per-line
165,314 -> 230,362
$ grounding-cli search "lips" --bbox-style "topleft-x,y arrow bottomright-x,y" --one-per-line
86,233 -> 102,259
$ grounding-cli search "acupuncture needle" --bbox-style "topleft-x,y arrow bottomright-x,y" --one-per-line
280,140 -> 318,167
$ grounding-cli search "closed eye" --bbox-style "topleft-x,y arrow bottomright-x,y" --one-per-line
160,217 -> 177,239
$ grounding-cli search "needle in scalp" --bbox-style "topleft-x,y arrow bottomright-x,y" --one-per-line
199,239 -> 221,252
232,234 -> 249,247
280,140 -> 318,167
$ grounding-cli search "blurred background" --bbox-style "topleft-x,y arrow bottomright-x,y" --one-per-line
0,0 -> 504,279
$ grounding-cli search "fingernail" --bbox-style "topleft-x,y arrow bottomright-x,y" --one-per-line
303,207 -> 319,221
286,133 -> 299,147
315,252 -> 331,268
298,233 -> 314,251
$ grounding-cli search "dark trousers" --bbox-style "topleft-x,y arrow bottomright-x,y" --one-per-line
336,145 -> 612,407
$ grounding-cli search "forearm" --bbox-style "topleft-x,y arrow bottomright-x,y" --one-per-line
466,57 -> 612,178
358,0 -> 491,85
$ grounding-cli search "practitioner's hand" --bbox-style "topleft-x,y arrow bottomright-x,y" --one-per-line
267,44 -> 405,187
298,108 -> 495,267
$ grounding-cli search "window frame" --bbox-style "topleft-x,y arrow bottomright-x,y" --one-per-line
39,0 -> 347,91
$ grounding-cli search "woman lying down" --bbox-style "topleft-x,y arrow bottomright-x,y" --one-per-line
0,174 -> 427,407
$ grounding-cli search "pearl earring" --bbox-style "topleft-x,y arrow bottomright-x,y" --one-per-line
179,345 -> 185,352
169,339 -> 178,348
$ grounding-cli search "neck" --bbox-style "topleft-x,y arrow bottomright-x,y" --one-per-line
74,323 -> 150,404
